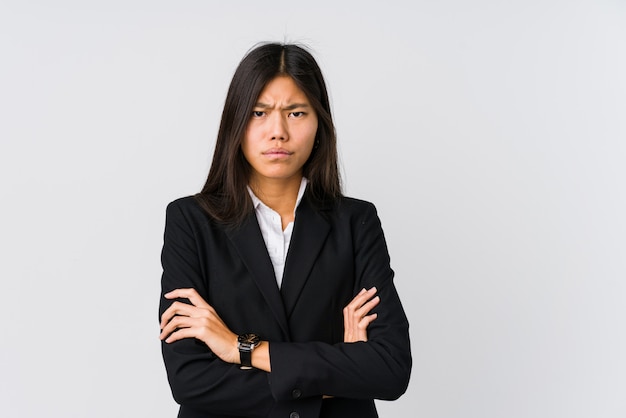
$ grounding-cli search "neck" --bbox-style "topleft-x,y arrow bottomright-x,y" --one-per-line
249,175 -> 303,220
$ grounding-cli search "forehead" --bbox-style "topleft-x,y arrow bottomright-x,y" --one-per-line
256,76 -> 310,104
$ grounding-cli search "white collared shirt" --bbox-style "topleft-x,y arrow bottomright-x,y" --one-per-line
247,177 -> 308,288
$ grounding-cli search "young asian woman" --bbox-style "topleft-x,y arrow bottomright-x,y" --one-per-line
159,43 -> 411,418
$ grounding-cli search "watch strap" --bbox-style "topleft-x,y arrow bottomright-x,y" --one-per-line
240,347 -> 253,369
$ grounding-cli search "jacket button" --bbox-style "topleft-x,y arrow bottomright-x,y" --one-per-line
290,412 -> 300,418
292,389 -> 302,399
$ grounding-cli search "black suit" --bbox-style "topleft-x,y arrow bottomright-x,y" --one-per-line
159,192 -> 411,418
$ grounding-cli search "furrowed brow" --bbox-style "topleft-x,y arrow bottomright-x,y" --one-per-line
282,103 -> 310,111
253,102 -> 310,110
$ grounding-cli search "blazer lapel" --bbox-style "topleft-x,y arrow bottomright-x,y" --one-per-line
225,212 -> 290,339
281,196 -> 331,317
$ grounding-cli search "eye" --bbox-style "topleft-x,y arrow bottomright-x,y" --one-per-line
289,111 -> 305,118
252,111 -> 265,118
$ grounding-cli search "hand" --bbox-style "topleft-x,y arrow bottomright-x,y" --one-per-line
343,287 -> 379,342
160,288 -> 239,364
321,289 -> 379,400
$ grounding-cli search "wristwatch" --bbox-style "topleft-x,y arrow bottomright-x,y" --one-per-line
237,333 -> 261,370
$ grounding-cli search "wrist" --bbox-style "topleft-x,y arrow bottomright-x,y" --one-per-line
251,341 -> 271,372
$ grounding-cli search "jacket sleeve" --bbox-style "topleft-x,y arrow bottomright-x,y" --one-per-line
267,202 -> 412,401
159,199 -> 275,417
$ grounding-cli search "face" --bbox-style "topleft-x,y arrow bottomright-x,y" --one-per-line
242,75 -> 318,186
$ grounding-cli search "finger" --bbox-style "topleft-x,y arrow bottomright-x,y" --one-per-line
358,313 -> 378,329
353,287 -> 376,304
347,288 -> 367,310
160,301 -> 193,329
163,326 -> 201,344
355,295 -> 380,317
160,315 -> 193,340
347,287 -> 377,310
164,288 -> 211,309
160,314 -> 212,341
164,288 -> 208,308
343,287 -> 378,343
343,305 -> 354,331
160,301 -> 210,329
347,294 -> 379,324
164,288 -> 197,299
344,289 -> 377,326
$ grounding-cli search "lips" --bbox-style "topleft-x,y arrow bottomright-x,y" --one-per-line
262,148 -> 293,156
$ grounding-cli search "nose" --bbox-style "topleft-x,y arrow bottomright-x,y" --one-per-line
269,113 -> 288,141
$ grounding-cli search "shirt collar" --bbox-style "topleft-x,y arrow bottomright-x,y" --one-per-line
247,177 -> 309,211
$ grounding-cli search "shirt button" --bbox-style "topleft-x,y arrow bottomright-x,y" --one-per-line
290,413 -> 300,418
292,388 -> 302,399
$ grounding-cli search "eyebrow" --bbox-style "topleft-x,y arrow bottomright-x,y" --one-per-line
254,102 -> 311,111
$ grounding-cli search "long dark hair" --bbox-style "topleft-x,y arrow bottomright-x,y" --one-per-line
195,43 -> 342,225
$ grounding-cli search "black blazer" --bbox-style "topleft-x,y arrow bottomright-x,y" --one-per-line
159,192 -> 411,418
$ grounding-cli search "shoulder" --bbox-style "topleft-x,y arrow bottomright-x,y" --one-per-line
165,195 -> 244,237
337,196 -> 376,210
166,195 -> 202,217
313,196 -> 381,229
328,196 -> 378,217
167,195 -> 199,211
164,195 -> 215,229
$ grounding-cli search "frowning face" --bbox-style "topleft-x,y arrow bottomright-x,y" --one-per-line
241,76 -> 318,186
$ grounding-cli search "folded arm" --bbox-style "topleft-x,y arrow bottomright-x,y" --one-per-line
159,199 -> 411,413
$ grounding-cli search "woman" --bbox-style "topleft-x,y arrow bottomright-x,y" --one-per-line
159,43 -> 411,418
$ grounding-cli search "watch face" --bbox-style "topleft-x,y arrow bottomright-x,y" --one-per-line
238,333 -> 260,346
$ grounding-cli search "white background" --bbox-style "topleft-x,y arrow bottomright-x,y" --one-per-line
1,1 -> 625,417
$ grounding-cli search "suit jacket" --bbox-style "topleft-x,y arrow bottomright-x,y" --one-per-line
159,192 -> 412,418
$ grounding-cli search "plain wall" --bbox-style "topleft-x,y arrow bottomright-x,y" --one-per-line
1,0 -> 625,417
